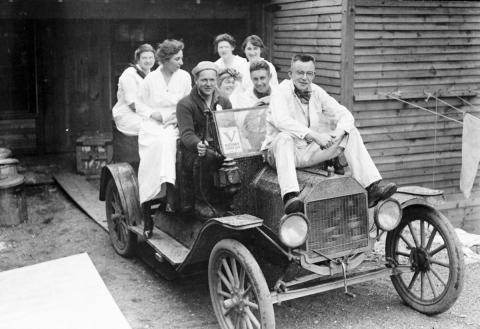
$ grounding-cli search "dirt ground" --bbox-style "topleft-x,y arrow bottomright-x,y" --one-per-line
1,184 -> 479,329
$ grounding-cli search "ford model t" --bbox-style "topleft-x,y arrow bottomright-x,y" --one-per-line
99,106 -> 464,329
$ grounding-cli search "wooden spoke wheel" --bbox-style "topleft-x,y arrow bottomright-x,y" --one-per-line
386,206 -> 464,315
105,179 -> 137,257
209,239 -> 275,329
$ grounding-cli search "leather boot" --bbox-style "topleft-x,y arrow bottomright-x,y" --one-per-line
367,181 -> 397,208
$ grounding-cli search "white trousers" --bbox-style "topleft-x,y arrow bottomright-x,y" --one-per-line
266,128 -> 382,197
138,119 -> 178,204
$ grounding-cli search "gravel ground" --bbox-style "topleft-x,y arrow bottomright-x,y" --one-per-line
0,185 -> 479,329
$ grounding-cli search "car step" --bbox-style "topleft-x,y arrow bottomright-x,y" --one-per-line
129,226 -> 190,266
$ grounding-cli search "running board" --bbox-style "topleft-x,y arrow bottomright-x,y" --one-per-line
270,267 -> 391,304
130,226 -> 190,266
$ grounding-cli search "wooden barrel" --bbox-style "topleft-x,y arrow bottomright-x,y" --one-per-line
0,175 -> 28,227
0,148 -> 12,159
0,158 -> 19,179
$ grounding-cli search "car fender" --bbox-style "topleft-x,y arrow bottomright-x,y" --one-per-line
99,163 -> 142,226
177,214 -> 282,272
391,185 -> 446,218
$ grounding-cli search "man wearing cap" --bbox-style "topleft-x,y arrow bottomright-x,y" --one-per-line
176,61 -> 232,218
263,54 -> 397,214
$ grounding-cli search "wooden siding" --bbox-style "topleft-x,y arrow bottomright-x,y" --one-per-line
271,0 -> 344,97
353,0 -> 480,231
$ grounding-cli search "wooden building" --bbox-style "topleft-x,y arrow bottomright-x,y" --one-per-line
1,0 -> 479,231
270,0 -> 480,231
0,0 -> 266,154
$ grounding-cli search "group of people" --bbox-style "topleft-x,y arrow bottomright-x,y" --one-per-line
112,33 -> 397,222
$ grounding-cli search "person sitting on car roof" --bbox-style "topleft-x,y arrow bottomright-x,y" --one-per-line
262,53 -> 397,214
176,61 -> 232,219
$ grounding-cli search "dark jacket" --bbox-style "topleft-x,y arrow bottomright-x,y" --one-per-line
176,86 -> 232,152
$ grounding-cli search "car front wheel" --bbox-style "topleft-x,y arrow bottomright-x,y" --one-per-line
208,239 -> 275,329
386,206 -> 464,315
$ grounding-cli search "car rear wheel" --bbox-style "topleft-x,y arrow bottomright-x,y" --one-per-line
385,206 -> 464,315
105,178 -> 137,257
209,239 -> 275,329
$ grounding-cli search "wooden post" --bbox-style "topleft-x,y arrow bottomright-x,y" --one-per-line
340,0 -> 355,109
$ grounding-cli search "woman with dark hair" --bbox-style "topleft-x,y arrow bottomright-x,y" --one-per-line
136,39 -> 192,208
242,35 -> 278,88
213,33 -> 247,88
112,43 -> 155,136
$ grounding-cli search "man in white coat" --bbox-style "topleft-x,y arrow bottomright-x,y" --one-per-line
262,54 -> 397,214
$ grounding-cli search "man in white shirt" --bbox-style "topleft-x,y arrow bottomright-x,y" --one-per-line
262,54 -> 396,214
232,60 -> 275,108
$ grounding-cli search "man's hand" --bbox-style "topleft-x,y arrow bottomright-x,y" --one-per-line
306,132 -> 334,149
197,141 -> 209,157
150,112 -> 163,123
163,113 -> 177,127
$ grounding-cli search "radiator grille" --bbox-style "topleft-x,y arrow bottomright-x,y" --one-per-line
306,193 -> 369,258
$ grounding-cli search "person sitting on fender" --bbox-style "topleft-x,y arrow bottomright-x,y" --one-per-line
262,54 -> 397,214
176,61 -> 232,219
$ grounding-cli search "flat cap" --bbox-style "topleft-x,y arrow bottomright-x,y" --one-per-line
192,61 -> 218,77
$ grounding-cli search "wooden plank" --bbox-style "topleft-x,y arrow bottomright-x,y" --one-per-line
355,7 -> 480,16
361,128 -> 463,142
54,172 -> 108,231
354,61 -> 480,73
353,97 -> 465,111
375,156 -> 460,172
275,22 -> 342,31
275,44 -> 342,54
274,51 -> 341,62
274,37 -> 342,47
360,121 -> 461,135
354,68 -> 480,80
368,143 -> 462,157
340,0 -> 355,110
276,61 -> 342,70
361,136 -> 463,150
276,30 -> 343,39
278,0 -> 343,10
353,86 -> 479,101
356,22 -> 480,31
354,76 -> 480,88
355,45 -> 480,56
354,53 -> 480,64
355,31 -> 480,40
274,6 -> 342,17
0,253 -> 132,329
355,38 -> 480,48
274,14 -> 343,25
356,0 -> 480,8
356,14 -> 480,24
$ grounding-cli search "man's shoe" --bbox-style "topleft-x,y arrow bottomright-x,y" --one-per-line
283,192 -> 304,214
195,200 -> 216,219
367,181 -> 397,208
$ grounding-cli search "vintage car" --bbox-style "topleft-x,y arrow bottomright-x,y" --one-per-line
99,106 -> 464,329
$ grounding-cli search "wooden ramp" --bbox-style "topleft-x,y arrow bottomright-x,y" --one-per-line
0,253 -> 131,329
54,172 -> 107,231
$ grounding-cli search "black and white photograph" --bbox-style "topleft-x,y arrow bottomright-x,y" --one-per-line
0,1 -> 479,328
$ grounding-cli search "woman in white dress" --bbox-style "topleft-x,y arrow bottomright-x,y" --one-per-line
112,44 -> 155,136
241,35 -> 279,89
136,39 -> 192,210
213,33 -> 247,92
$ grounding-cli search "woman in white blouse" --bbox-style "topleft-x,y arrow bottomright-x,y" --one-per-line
213,33 -> 247,92
241,35 -> 279,89
136,39 -> 192,210
112,44 -> 155,136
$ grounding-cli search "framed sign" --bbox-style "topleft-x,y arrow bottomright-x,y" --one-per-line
212,106 -> 267,158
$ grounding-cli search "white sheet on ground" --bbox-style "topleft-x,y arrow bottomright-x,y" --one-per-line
0,253 -> 131,329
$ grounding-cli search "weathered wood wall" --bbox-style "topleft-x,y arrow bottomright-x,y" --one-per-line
351,0 -> 480,231
271,0 -> 344,98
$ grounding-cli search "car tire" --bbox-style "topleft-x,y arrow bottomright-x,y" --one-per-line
385,206 -> 464,315
208,239 -> 275,329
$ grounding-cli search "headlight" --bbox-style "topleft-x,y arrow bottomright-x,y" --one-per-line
374,198 -> 402,231
278,213 -> 309,248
